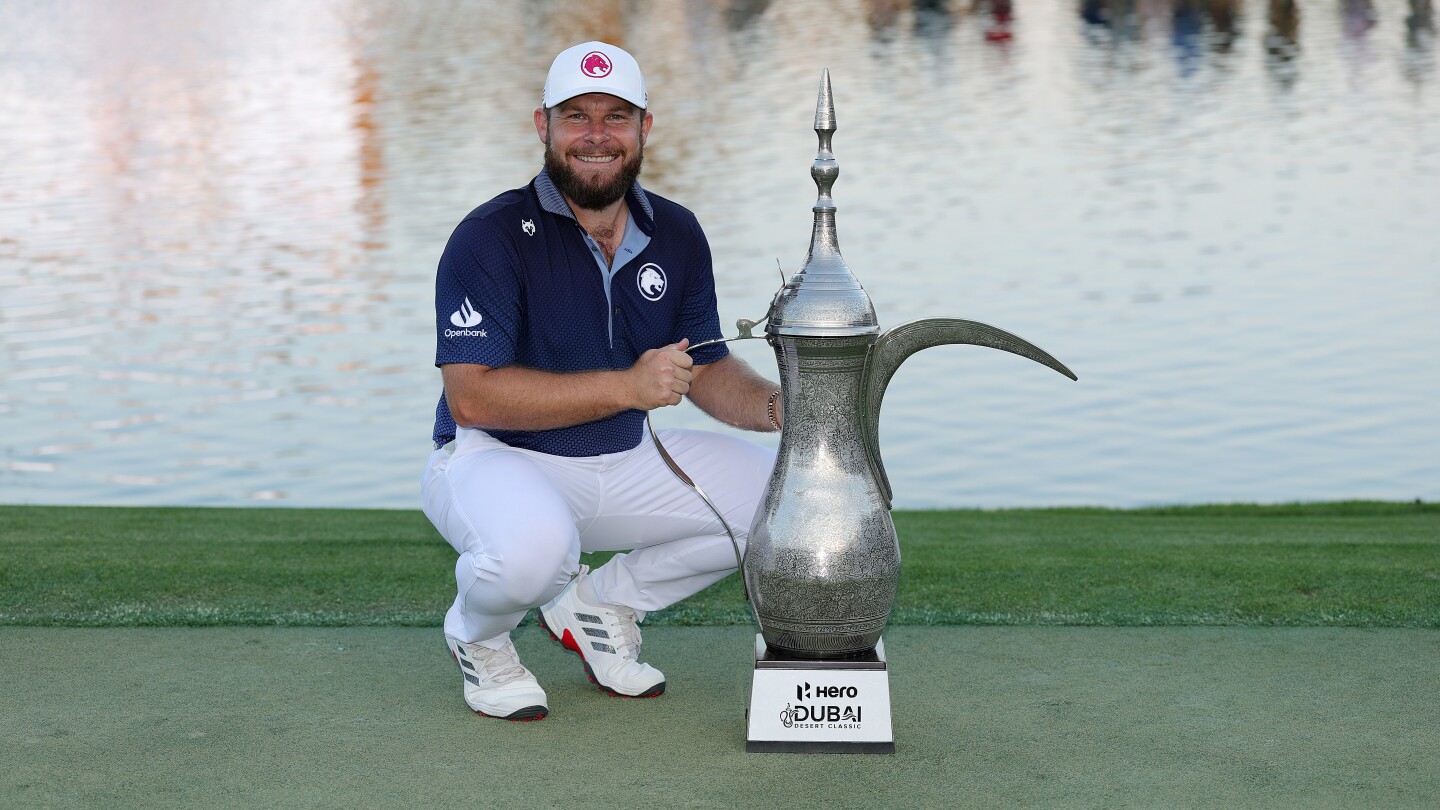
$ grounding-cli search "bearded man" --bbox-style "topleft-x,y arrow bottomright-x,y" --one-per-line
422,42 -> 782,721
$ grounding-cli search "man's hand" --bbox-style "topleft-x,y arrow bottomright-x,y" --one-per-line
627,338 -> 692,410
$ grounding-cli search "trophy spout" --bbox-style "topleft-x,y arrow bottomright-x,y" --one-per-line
862,318 -> 1078,508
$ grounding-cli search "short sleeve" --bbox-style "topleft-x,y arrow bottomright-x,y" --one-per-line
434,218 -> 521,369
676,220 -> 730,366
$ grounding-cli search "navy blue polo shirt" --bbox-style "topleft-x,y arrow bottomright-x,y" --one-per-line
431,171 -> 729,456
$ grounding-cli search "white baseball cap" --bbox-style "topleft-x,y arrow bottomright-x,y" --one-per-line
542,41 -> 647,110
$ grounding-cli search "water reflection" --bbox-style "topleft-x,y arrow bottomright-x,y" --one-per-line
1401,0 -> 1436,86
1409,0 -> 1437,37
1074,0 -> 1435,88
1259,2 -> 1299,89
0,0 -> 1436,508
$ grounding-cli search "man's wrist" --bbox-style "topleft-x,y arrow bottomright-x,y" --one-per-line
606,368 -> 638,413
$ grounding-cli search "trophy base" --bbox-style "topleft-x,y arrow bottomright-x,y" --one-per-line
745,634 -> 895,754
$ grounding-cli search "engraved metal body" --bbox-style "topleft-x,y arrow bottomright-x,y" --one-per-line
743,71 -> 1078,659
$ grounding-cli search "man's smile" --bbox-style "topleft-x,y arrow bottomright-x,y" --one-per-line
575,154 -> 618,164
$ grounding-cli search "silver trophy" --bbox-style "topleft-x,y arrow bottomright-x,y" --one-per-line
743,71 -> 1076,753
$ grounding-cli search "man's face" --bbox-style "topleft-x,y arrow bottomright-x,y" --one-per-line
534,93 -> 652,211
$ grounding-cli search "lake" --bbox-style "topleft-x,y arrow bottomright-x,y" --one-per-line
1,0 -> 1436,508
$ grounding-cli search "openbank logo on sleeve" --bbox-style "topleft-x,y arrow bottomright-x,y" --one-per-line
446,298 -> 486,337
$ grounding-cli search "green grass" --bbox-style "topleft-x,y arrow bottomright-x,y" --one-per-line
1,501 -> 1435,628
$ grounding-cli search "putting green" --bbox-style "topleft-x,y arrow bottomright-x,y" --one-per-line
4,626 -> 1436,808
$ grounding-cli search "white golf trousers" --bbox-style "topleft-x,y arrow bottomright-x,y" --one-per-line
421,426 -> 774,648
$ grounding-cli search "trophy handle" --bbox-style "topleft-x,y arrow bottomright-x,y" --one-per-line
862,318 -> 1077,508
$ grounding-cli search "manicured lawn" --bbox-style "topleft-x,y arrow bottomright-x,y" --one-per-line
1,501 -> 1435,627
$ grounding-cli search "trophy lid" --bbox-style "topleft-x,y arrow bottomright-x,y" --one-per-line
767,70 -> 879,338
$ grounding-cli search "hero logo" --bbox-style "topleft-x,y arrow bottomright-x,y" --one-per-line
637,263 -> 667,301
581,51 -> 612,78
446,298 -> 486,337
797,682 -> 859,700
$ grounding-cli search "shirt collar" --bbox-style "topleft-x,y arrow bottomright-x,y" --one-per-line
535,168 -> 655,234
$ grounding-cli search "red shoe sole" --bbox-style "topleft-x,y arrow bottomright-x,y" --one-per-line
536,611 -> 666,699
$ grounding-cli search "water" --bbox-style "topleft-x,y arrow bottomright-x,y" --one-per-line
1,0 -> 1436,509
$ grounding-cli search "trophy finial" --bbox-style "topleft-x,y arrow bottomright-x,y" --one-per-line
767,70 -> 877,338
814,68 -> 836,131
811,69 -> 838,212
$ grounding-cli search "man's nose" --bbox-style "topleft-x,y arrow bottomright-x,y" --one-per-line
583,120 -> 610,142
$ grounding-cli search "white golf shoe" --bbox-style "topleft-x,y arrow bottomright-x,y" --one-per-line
537,566 -> 666,698
445,635 -> 549,721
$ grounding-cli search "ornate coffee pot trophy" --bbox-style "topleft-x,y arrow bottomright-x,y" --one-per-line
742,71 -> 1076,753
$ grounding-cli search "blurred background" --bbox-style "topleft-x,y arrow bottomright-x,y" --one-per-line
1,0 -> 1435,509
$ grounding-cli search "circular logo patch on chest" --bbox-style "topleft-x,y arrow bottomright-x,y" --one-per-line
637,263 -> 667,301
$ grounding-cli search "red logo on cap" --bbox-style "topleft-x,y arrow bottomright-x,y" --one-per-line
581,51 -> 613,78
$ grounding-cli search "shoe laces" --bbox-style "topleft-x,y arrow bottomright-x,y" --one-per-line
476,641 -> 529,685
605,605 -> 643,661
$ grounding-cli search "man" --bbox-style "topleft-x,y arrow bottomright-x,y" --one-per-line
421,41 -> 781,721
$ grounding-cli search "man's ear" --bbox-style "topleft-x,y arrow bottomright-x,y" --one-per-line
534,107 -> 548,144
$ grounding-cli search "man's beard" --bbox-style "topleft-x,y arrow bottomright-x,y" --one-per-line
544,141 -> 643,211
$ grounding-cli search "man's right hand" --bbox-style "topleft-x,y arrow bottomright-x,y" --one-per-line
627,338 -> 692,410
